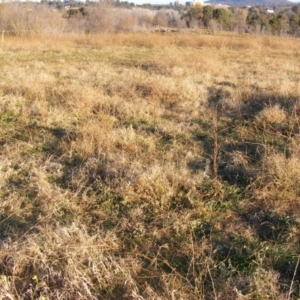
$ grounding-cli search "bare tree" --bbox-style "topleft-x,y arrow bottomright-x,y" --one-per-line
85,0 -> 117,33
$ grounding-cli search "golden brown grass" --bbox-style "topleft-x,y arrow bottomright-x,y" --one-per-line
0,33 -> 300,299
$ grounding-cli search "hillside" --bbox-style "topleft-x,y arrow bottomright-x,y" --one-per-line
0,33 -> 300,299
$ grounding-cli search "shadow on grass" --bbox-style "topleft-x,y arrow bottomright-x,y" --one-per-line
208,86 -> 300,120
191,89 -> 299,186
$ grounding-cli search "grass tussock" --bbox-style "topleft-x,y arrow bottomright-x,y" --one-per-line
0,33 -> 300,299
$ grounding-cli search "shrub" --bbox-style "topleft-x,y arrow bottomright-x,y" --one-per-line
0,3 -> 66,35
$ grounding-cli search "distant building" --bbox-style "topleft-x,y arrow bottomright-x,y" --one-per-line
185,0 -> 204,6
216,4 -> 230,8
266,9 -> 275,14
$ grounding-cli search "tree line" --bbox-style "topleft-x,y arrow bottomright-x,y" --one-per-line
185,4 -> 300,35
0,1 -> 300,36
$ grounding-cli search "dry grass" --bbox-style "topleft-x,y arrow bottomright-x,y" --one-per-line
0,33 -> 300,299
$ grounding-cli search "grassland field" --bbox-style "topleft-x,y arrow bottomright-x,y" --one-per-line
0,32 -> 300,299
